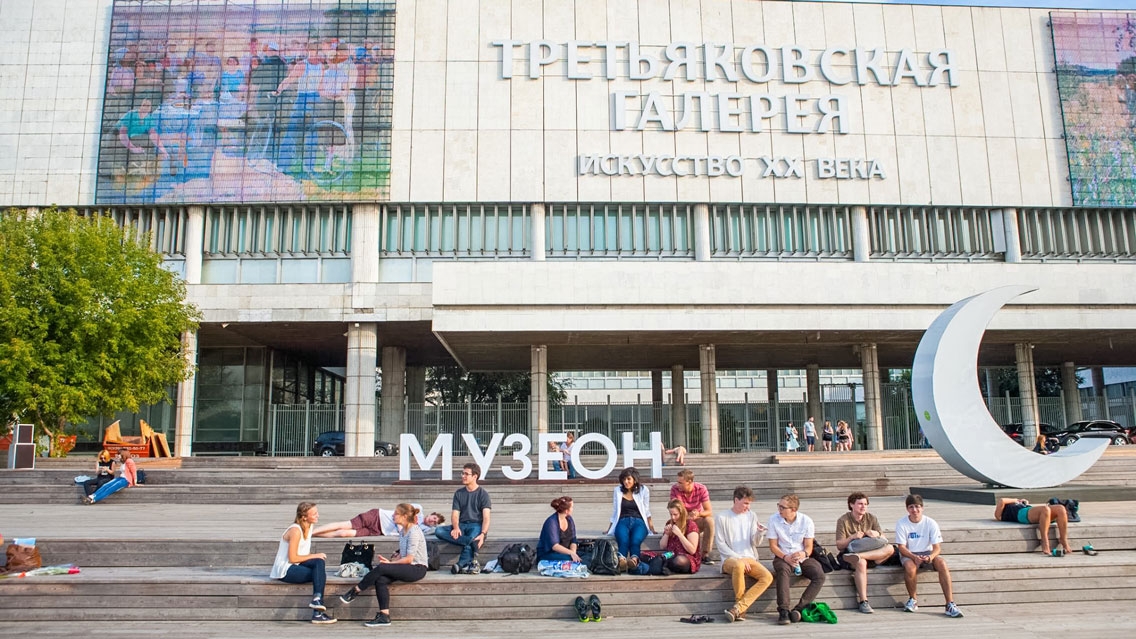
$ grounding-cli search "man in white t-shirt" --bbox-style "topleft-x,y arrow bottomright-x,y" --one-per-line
895,494 -> 963,618
714,486 -> 773,623
767,493 -> 826,625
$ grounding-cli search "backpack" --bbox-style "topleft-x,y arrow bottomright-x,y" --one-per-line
578,538 -> 620,576
497,543 -> 537,574
426,541 -> 441,571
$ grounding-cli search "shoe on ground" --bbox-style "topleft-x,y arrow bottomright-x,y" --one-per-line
363,613 -> 391,627
309,597 -> 326,611
945,602 -> 963,618
574,596 -> 590,622
777,609 -> 791,625
789,608 -> 802,623
904,597 -> 918,613
702,554 -> 717,565
858,600 -> 874,614
724,606 -> 743,622
468,559 -> 481,574
451,563 -> 462,574
339,588 -> 358,604
310,612 -> 336,624
588,594 -> 602,622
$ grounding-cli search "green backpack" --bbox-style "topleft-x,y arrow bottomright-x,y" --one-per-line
800,602 -> 838,624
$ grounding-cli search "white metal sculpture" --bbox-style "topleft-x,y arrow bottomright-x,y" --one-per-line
911,286 -> 1108,488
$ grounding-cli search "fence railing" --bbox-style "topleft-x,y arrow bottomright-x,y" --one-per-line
268,404 -> 345,456
264,390 -> 1136,456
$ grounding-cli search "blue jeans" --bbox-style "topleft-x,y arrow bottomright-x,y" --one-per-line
89,477 -> 128,503
613,517 -> 649,558
280,557 -> 327,598
539,550 -> 573,562
552,460 -> 562,472
435,522 -> 482,566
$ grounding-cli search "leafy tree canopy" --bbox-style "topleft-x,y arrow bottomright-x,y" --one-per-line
427,367 -> 570,406
0,208 -> 200,452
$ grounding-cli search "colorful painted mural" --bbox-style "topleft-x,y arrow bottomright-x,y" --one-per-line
96,0 -> 395,204
1052,11 -> 1136,207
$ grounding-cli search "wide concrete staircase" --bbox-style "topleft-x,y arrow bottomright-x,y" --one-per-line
3,449 -> 1136,623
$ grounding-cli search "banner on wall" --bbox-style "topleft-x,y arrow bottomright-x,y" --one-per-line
1052,11 -> 1136,207
95,0 -> 395,205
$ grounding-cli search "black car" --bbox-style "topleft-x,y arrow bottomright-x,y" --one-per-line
1049,420 -> 1132,447
312,430 -> 399,457
1000,423 -> 1059,452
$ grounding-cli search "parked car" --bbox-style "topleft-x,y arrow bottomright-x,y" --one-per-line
1000,423 -> 1059,452
312,430 -> 399,457
1048,420 -> 1132,447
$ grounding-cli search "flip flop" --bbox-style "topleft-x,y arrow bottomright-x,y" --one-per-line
588,594 -> 602,622
1083,544 -> 1098,556
574,596 -> 590,622
679,616 -> 704,624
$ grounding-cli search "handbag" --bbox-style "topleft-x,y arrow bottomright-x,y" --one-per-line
809,541 -> 840,573
847,536 -> 889,554
2,544 -> 42,574
340,540 -> 374,567
426,541 -> 440,571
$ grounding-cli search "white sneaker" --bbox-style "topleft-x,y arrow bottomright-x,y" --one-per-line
904,598 -> 918,613
945,602 -> 963,618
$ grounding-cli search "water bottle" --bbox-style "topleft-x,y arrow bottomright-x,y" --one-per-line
662,551 -> 675,560
793,563 -> 802,576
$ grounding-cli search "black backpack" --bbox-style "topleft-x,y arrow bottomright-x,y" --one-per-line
497,543 -> 537,574
578,538 -> 620,576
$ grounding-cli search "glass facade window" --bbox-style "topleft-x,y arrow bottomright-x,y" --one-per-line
1019,208 -> 1136,260
547,203 -> 694,257
711,205 -> 851,258
195,347 -> 266,442
381,203 -> 529,256
869,206 -> 996,259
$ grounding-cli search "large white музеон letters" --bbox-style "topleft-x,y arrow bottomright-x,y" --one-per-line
911,286 -> 1107,489
399,432 -> 663,481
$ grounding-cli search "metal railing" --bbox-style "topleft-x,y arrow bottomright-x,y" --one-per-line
268,404 -> 345,456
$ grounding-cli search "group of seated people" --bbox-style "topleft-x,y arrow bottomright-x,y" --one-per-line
270,461 -> 1076,626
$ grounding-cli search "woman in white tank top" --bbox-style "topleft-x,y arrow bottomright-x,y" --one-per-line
270,501 -> 336,624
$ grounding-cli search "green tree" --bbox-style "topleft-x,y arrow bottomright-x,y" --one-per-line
0,207 -> 200,454
426,367 -> 570,406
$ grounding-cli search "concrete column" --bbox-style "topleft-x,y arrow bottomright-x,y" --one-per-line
406,366 -> 426,405
530,345 -> 548,436
1062,361 -> 1082,424
860,343 -> 884,450
1015,343 -> 1040,445
651,370 -> 665,430
530,202 -> 546,261
767,369 -> 780,449
1091,367 -> 1106,397
693,203 -> 711,262
806,364 -> 821,426
184,206 -> 204,284
671,366 -> 687,448
851,205 -> 870,262
378,345 -> 405,449
351,204 -> 380,284
699,345 -> 719,454
1001,207 -> 1022,264
345,324 -> 379,457
174,330 -> 198,457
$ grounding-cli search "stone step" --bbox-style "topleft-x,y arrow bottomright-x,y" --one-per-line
3,552 -> 1134,622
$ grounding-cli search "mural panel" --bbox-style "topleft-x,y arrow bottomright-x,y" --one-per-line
97,0 -> 395,204
1052,11 -> 1136,207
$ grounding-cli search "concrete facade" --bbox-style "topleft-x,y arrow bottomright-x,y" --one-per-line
2,1 -> 1135,453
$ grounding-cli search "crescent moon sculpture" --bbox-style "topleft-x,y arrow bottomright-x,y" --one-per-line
911,285 -> 1108,489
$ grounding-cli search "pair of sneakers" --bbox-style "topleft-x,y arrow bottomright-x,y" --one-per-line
338,587 -> 393,626
777,608 -> 802,625
573,595 -> 602,622
904,598 -> 964,618
309,597 -> 336,624
450,559 -> 481,574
